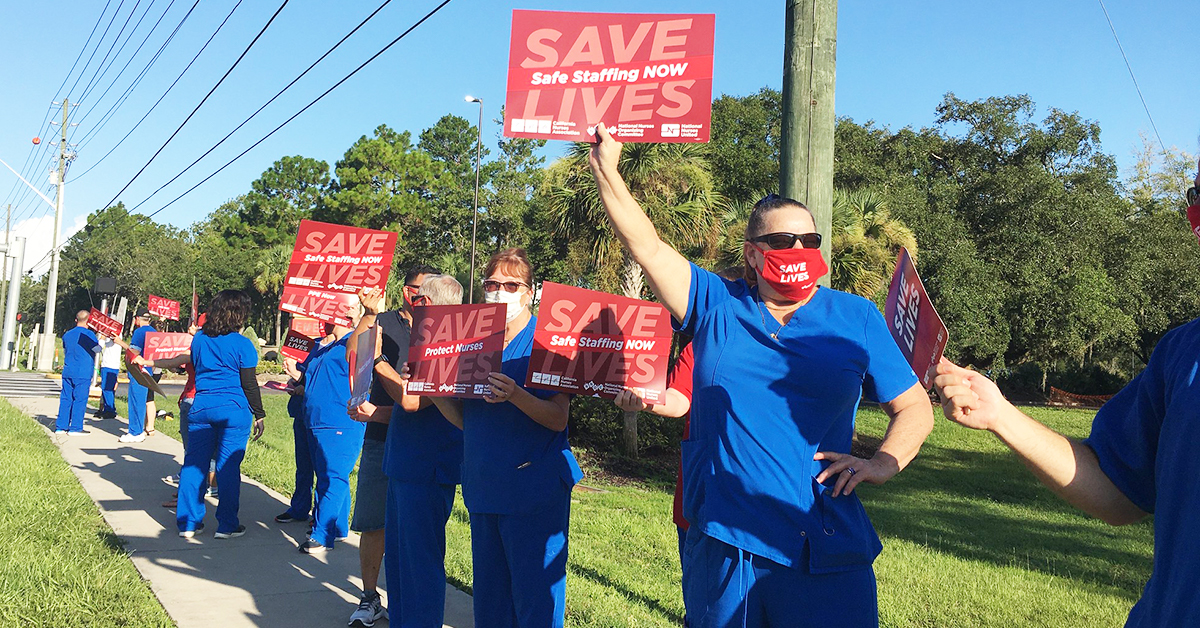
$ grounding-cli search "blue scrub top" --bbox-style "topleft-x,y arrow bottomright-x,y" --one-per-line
189,330 -> 258,420
62,327 -> 100,379
461,316 -> 583,515
1084,317 -> 1200,627
676,262 -> 917,573
287,338 -> 334,419
385,403 -> 463,485
303,336 -> 355,430
131,324 -> 158,375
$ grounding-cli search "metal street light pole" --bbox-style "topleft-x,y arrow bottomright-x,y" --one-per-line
465,95 -> 483,304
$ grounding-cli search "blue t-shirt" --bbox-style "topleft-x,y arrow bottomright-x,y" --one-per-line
287,338 -> 334,420
461,316 -> 583,515
130,324 -> 157,376
61,326 -> 100,380
189,331 -> 258,421
303,336 -> 358,430
676,263 -> 918,573
1084,318 -> 1200,627
385,403 -> 463,485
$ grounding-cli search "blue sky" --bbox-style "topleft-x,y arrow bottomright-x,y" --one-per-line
1,0 -> 1196,274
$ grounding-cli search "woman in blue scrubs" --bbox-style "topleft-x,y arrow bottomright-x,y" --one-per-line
588,124 -> 935,626
276,323 -> 336,526
147,290 -> 266,539
300,307 -> 365,554
428,249 -> 580,628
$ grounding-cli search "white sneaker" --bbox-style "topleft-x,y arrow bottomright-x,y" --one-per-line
118,432 -> 147,443
348,591 -> 387,627
54,430 -> 67,435
67,431 -> 84,436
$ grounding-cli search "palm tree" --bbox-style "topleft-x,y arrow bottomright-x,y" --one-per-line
541,142 -> 722,299
253,245 -> 292,345
830,189 -> 917,299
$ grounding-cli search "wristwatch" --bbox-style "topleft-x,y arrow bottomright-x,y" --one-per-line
374,355 -> 388,367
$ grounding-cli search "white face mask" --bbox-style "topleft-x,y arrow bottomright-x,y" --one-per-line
484,288 -> 527,323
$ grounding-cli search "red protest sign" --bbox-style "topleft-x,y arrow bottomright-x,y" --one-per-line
279,219 -> 397,327
406,304 -> 505,398
347,326 -> 377,408
142,332 -> 192,362
281,329 -> 315,362
504,10 -> 714,143
527,282 -> 672,402
884,247 -> 948,389
290,316 -> 323,339
147,294 -> 180,321
87,308 -> 123,338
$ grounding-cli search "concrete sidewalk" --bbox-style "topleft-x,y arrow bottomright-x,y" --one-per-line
10,396 -> 474,628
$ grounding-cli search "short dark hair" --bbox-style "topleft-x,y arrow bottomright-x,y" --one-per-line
202,290 -> 251,337
404,265 -> 441,285
745,194 -> 814,239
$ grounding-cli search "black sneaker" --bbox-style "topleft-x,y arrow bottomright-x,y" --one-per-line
214,525 -> 246,539
274,512 -> 301,523
299,539 -> 329,554
179,523 -> 205,538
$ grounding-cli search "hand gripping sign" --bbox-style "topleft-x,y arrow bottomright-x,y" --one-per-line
87,308 -> 123,339
279,220 -> 397,328
406,304 -> 505,399
147,294 -> 181,321
527,282 -> 672,402
884,247 -> 948,389
142,332 -> 192,362
505,10 -> 715,143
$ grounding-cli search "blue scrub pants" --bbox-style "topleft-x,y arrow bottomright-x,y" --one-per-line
127,379 -> 148,436
385,479 -> 456,627
469,493 -> 570,628
308,425 -> 364,546
285,417 -> 316,520
177,411 -> 251,535
99,367 -> 118,414
682,529 -> 878,628
56,376 -> 90,432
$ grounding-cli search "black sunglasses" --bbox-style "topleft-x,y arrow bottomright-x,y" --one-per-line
482,280 -> 528,293
1187,187 -> 1199,207
748,232 -> 822,250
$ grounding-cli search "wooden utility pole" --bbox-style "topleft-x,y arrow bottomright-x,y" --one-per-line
780,0 -> 837,284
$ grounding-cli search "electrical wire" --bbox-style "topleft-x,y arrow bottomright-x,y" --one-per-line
1096,0 -> 1166,154
74,0 -> 148,107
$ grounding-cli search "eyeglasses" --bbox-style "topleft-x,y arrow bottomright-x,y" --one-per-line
482,279 -> 528,293
404,284 -> 421,293
1187,187 -> 1199,207
748,232 -> 822,250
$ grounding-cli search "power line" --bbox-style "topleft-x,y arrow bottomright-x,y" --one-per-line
73,0 -> 241,181
63,0 -> 127,101
74,0 -> 148,106
129,0 -> 398,211
98,0 -> 292,211
1096,0 -> 1166,154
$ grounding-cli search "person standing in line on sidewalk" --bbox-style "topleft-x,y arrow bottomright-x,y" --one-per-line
300,302 -> 365,554
121,309 -> 156,443
55,310 -> 102,435
166,291 -> 266,539
275,321 -> 337,526
344,265 -> 438,628
95,334 -> 121,420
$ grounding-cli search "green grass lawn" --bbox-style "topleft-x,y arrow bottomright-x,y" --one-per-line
117,396 -> 1152,627
0,399 -> 174,628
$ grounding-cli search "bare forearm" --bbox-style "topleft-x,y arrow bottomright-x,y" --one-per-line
368,404 -> 392,424
647,389 -> 690,418
509,390 -> 569,432
991,407 -> 1147,525
876,398 -> 934,475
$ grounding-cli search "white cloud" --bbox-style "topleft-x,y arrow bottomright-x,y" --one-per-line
1,213 -> 89,278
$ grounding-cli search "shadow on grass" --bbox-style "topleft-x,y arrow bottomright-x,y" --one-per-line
568,563 -> 685,624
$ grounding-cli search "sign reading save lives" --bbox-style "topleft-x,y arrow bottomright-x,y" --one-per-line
280,329 -> 315,361
505,10 -> 714,143
280,220 -> 397,328
406,304 -> 505,399
88,308 -> 123,338
527,282 -> 672,402
142,332 -> 192,361
884,247 -> 948,390
147,294 -> 180,321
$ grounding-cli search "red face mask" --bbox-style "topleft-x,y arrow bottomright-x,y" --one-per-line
1188,204 -> 1200,246
758,247 -> 829,302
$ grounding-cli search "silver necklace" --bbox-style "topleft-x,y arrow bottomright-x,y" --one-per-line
757,293 -> 786,340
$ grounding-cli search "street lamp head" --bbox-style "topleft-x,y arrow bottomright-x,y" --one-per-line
465,95 -> 482,103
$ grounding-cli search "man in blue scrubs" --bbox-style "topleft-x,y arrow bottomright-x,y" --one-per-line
121,309 -> 156,443
588,124 -> 935,626
55,310 -> 102,435
935,166 -> 1200,627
